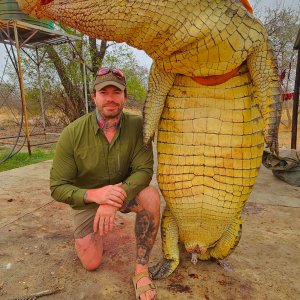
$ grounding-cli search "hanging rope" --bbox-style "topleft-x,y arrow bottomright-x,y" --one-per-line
0,21 -> 26,164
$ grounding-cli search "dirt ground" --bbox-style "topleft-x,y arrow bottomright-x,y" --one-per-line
0,156 -> 300,300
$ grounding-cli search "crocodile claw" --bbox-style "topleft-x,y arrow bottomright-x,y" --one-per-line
191,252 -> 198,265
149,258 -> 179,279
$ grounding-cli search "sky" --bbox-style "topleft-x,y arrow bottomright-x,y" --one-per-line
0,0 -> 299,78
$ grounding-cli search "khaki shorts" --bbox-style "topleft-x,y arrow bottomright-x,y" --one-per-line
72,207 -> 98,239
72,200 -> 135,239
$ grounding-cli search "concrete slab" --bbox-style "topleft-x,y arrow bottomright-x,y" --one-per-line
0,161 -> 299,299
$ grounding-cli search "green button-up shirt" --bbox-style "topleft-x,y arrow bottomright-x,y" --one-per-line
50,111 -> 154,209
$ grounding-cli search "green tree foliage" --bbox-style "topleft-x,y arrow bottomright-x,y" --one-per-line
8,24 -> 149,125
103,43 -> 149,103
25,87 -> 40,116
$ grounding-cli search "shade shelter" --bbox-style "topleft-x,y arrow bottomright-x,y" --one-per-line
0,1 -> 87,157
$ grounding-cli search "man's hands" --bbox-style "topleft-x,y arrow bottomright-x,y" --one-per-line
93,204 -> 118,236
85,182 -> 127,208
85,183 -> 127,236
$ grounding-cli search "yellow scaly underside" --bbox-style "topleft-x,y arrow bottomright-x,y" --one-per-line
157,64 -> 264,253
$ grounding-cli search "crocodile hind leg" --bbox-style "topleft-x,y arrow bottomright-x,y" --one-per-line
149,206 -> 180,279
208,218 -> 242,260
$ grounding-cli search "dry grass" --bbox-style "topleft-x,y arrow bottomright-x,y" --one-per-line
278,101 -> 300,149
0,104 -> 299,150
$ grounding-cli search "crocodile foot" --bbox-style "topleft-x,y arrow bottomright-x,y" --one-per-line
149,258 -> 179,279
191,252 -> 198,265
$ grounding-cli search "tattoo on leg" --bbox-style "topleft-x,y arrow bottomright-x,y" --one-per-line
135,210 -> 157,265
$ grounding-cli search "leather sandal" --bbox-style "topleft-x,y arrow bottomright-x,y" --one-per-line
132,271 -> 157,299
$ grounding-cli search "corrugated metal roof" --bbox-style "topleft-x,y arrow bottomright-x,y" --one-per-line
0,20 -> 81,48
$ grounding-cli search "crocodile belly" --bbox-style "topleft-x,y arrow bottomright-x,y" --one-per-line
157,64 -> 264,251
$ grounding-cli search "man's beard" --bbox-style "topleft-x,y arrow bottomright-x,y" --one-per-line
100,102 -> 123,119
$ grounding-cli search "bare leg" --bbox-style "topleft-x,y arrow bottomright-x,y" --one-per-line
126,186 -> 160,300
74,232 -> 103,271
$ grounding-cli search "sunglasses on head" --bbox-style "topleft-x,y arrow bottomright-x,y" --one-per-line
96,67 -> 126,81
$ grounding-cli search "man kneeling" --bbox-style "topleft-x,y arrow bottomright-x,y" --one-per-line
50,67 -> 160,300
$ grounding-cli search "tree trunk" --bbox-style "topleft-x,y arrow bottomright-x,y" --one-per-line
88,38 -> 108,75
46,45 -> 85,122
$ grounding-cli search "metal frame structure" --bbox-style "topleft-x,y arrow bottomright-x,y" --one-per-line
0,19 -> 88,155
